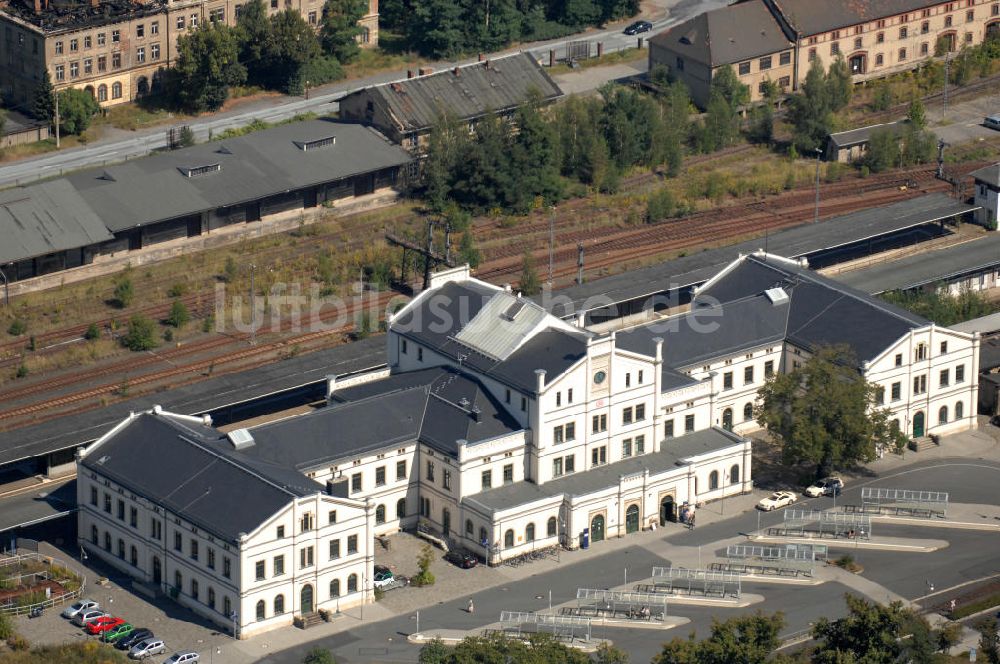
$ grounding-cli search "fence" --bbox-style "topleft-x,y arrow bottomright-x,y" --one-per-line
773,509 -> 872,539
713,543 -> 825,578
647,567 -> 743,598
573,588 -> 669,621
499,610 -> 592,642
0,552 -> 86,616
850,487 -> 949,518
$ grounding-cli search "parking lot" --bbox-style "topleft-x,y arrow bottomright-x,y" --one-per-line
931,92 -> 1000,145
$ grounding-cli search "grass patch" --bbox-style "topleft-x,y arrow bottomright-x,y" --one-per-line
343,46 -> 424,79
0,136 -> 89,163
546,46 -> 647,75
92,104 -> 181,132
951,591 -> 1000,619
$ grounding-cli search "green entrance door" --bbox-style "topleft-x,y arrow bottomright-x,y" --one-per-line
301,584 -> 313,614
625,505 -> 640,534
591,514 -> 605,542
913,411 -> 925,438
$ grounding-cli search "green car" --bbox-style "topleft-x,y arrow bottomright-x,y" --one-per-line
102,622 -> 134,643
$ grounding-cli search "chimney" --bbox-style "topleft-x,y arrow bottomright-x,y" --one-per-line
407,69 -> 414,79
418,67 -> 433,76
453,66 -> 460,76
653,337 -> 663,364
470,407 -> 481,422
535,368 -> 546,393
478,53 -> 484,62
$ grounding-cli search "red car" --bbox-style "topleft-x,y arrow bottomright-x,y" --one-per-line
85,616 -> 125,635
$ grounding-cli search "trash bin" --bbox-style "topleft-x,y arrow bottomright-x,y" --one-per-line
581,528 -> 590,550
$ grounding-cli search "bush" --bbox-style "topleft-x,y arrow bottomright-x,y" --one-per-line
15,363 -> 28,378
302,647 -> 337,664
121,314 -> 158,351
8,319 -> 27,336
166,300 -> 190,328
352,312 -> 373,341
0,610 -> 15,639
222,256 -> 238,283
113,277 -> 134,308
646,188 -> 676,223
291,56 -> 345,95
373,585 -> 385,601
84,323 -> 101,340
167,282 -> 189,297
411,544 -> 436,587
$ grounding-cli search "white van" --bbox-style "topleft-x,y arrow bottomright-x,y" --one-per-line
985,114 -> 1000,130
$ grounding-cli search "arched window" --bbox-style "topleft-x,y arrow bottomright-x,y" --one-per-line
465,519 -> 474,536
504,529 -> 514,548
891,418 -> 900,432
255,599 -> 265,621
91,525 -> 98,544
347,574 -> 358,593
375,504 -> 385,524
130,545 -> 138,566
84,85 -> 95,98
97,84 -> 107,102
730,464 -> 740,485
709,470 -> 719,490
104,532 -> 111,551
359,26 -> 370,44
274,594 -> 284,614
525,523 -> 535,542
938,406 -> 949,424
722,408 -> 733,430
479,527 -> 488,546
111,81 -> 122,99
547,516 -> 557,537
396,498 -> 406,518
743,402 -> 753,421
955,401 -> 964,420
330,579 -> 340,598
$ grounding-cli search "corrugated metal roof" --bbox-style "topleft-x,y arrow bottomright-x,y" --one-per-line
950,312 -> 1000,335
66,120 -> 412,233
362,52 -> 563,133
828,121 -> 906,149
0,180 -> 113,265
969,163 -> 1000,187
454,291 -> 549,360
771,0 -> 941,36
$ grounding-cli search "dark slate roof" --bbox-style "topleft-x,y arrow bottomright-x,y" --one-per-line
834,233 -> 1000,294
245,366 -> 522,466
347,53 -> 563,133
0,180 -> 113,265
66,120 -> 411,232
828,121 -> 906,149
467,427 -> 746,512
81,413 -> 319,543
393,281 -> 591,394
771,0 -> 940,35
978,337 -> 1000,372
649,1 -> 791,66
969,163 -> 1000,187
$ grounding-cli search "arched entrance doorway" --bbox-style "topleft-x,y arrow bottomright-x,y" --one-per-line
913,411 -> 925,438
937,32 -> 957,54
722,408 -> 733,430
660,496 -> 675,525
84,85 -> 95,99
988,20 -> 1000,39
590,514 -> 605,542
152,556 -> 161,584
136,76 -> 149,96
625,504 -> 640,534
849,52 -> 867,74
301,584 -> 314,614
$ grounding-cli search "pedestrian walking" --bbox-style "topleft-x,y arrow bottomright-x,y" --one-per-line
949,599 -> 956,613
467,599 -> 475,614
689,512 -> 696,530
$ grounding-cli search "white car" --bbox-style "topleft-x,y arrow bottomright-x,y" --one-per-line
804,477 -> 844,497
757,491 -> 798,511
61,598 -> 99,619
163,651 -> 200,664
72,608 -> 107,627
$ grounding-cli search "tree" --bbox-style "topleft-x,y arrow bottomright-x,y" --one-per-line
788,58 -> 834,153
122,315 -> 159,351
466,0 -> 523,53
811,595 -> 917,664
595,643 -> 630,663
508,94 -> 563,212
449,113 -> 513,212
556,96 -> 610,186
173,23 -> 247,112
114,276 -> 135,308
907,98 -> 927,130
755,345 -> 906,478
826,55 -> 853,111
422,113 -> 467,214
937,621 -> 963,652
417,638 -> 451,664
881,287 -> 998,325
302,647 -> 337,664
408,0 -> 466,58
319,0 -> 368,62
863,127 -> 900,173
519,252 -> 542,296
646,187 -> 676,223
32,71 -> 55,123
746,103 -> 774,144
457,230 -> 482,268
235,0 -> 272,84
178,126 -> 196,147
559,0 -> 601,28
711,65 -> 750,109
166,300 -> 190,328
56,88 -> 99,135
654,612 -> 784,664
266,10 -> 322,93
84,323 -> 101,340
695,68 -> 746,152
411,543 -> 436,586
421,633 -> 590,664
977,616 -> 1000,664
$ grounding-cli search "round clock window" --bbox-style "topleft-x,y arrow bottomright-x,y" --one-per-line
593,370 -> 607,385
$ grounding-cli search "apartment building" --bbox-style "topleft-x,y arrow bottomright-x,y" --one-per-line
0,0 -> 377,108
650,0 -> 1000,107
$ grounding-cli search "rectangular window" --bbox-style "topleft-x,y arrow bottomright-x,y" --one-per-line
308,10 -> 317,24
521,396 -> 527,411
552,457 -> 563,477
635,435 -> 645,455
505,389 -> 511,403
940,341 -> 948,354
759,55 -> 772,70
564,421 -> 575,441
174,532 -> 182,551
70,38 -> 78,51
921,20 -> 930,33
638,370 -> 644,384
255,560 -> 266,580
328,510 -> 337,524
300,546 -> 314,568
129,506 -> 137,527
876,31 -> 885,43
443,469 -> 451,490
876,386 -> 886,405
273,555 -> 284,576
98,55 -> 106,72
396,460 -> 406,480
375,466 -> 386,486
831,42 -> 840,55
176,15 -> 185,29
854,37 -> 863,49
967,8 -> 975,20
347,535 -> 358,554
330,539 -> 340,559
300,513 -> 313,533
591,446 -> 607,467
900,26 -> 908,38
69,61 -> 79,78
891,381 -> 901,401
939,369 -> 950,387
481,469 -> 492,490
744,366 -> 754,384
764,360 -> 774,377
567,388 -> 573,403
223,557 -> 231,578
913,374 -> 927,395
191,14 -> 199,28
151,20 -> 159,35
685,414 -> 695,433
625,373 -> 631,388
210,7 -> 225,22
622,407 -> 633,425
738,61 -> 750,75
112,29 -> 120,43
664,419 -> 674,438
97,32 -> 106,45
55,64 -> 65,82
55,40 -> 63,54
565,455 -> 575,473
117,499 -> 125,519
84,58 -> 92,74
426,461 -> 434,482
898,47 -> 907,61
956,365 -> 965,382
190,539 -> 198,561
207,548 -> 215,569
503,464 -> 513,484
592,414 -> 607,433
808,47 -> 817,61
635,404 -> 645,421
90,487 -> 97,505
112,52 -> 121,69
151,43 -> 160,60
723,372 -> 733,390
945,14 -> 953,26
556,391 -> 561,407
136,47 -> 145,63
276,525 -> 285,539
622,438 -> 632,458
84,35 -> 92,48
553,425 -> 564,444
351,473 -> 362,493
675,56 -> 684,71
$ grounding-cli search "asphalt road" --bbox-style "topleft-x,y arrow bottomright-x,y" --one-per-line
259,457 -> 1000,663
0,479 -> 76,533
0,0 -> 729,190
932,92 -> 1000,146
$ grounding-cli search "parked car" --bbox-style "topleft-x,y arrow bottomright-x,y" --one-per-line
129,638 -> 167,660
117,628 -> 155,651
373,565 -> 395,589
86,615 -> 125,635
444,550 -> 479,569
985,114 -> 1000,131
103,622 -> 135,643
72,609 -> 108,627
624,20 -> 653,35
757,491 -> 797,511
61,598 -> 100,619
805,477 -> 844,497
990,414 -> 1000,427
163,651 -> 200,664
